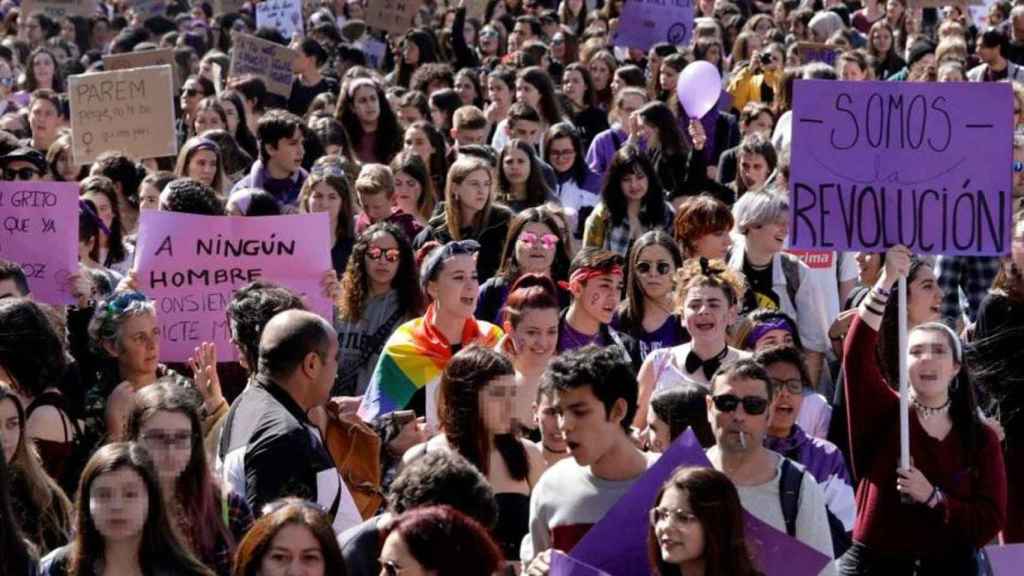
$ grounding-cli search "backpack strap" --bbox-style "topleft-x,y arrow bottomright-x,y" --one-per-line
778,458 -> 803,538
779,253 -> 802,311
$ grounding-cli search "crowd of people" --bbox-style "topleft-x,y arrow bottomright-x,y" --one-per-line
1,0 -> 1024,574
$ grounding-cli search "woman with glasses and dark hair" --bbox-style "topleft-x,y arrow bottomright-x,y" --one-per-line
125,382 -> 252,575
647,466 -> 762,576
39,442 -> 215,576
634,258 -> 749,430
379,505 -> 503,576
358,240 -> 504,430
543,122 -> 601,240
232,498 -> 347,576
335,222 -> 425,397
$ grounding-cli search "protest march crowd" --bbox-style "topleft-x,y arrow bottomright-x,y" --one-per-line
4,0 -> 1024,574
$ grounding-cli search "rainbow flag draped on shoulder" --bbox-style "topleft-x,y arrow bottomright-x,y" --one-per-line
357,305 -> 503,423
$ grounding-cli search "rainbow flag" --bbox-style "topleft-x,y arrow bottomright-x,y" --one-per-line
357,306 -> 503,422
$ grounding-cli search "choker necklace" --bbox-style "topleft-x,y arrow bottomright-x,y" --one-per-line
912,396 -> 951,419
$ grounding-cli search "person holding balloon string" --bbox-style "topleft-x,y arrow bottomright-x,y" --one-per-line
840,244 -> 1006,574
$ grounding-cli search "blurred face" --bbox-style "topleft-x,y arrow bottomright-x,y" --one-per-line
31,52 -> 55,86
745,217 -> 789,255
402,39 -> 420,65
515,79 -> 541,109
0,398 -> 19,463
707,375 -> 771,453
683,285 -> 733,344
908,329 -> 959,402
480,374 -> 516,435
653,486 -> 705,566
854,251 -> 883,285
364,232 -> 401,289
453,127 -> 487,147
398,105 -> 424,127
194,109 -> 225,135
115,313 -> 161,376
480,26 -> 500,54
690,228 -> 732,260
547,136 -> 576,173
636,244 -> 676,301
739,152 -> 770,190
765,361 -> 804,436
535,391 -> 566,452
359,191 -> 392,222
745,112 -> 773,137
487,76 -> 513,109
840,60 -> 867,81
309,182 -> 343,225
872,28 -> 893,53
393,170 -> 423,215
886,0 -> 903,21
29,99 -> 60,140
977,38 -> 998,64
618,93 -> 646,125
562,70 -> 586,106
266,128 -> 304,174
379,533 -> 429,576
589,60 -> 611,90
514,221 -> 557,274
575,272 -> 624,325
511,119 -> 542,146
645,410 -> 671,453
220,101 -> 240,133
620,169 -> 649,202
511,306 -> 559,361
83,192 -> 114,229
186,149 -> 218,187
353,86 -> 381,125
89,467 -> 149,542
429,253 -> 479,319
403,127 -> 434,163
138,410 -> 193,484
908,267 -> 941,326
455,168 -> 491,214
659,66 -> 680,93
260,524 -> 325,576
139,182 -> 161,211
455,75 -> 478,105
502,146 -> 531,185
753,328 -> 794,352
0,60 -> 13,97
181,80 -> 205,116
429,102 -> 447,129
554,384 -> 624,466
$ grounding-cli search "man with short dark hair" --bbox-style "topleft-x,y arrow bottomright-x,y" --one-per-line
523,345 -> 654,571
159,177 -> 225,215
969,26 -> 1024,81
218,309 -> 361,532
0,259 -> 29,298
231,109 -> 308,207
288,37 -> 339,116
557,249 -> 633,362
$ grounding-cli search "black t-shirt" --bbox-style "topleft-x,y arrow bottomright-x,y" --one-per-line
742,256 -> 779,314
288,76 -> 340,116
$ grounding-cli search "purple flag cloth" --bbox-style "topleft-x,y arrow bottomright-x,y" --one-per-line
790,79 -> 1013,256
981,544 -> 1024,575
551,551 -> 613,576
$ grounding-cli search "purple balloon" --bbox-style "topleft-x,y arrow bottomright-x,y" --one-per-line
676,61 -> 722,119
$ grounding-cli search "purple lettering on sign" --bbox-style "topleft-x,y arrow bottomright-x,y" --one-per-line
134,211 -> 333,361
0,182 -> 78,304
613,0 -> 694,51
790,79 -> 1013,256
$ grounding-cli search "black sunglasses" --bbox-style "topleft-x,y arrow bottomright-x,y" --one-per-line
712,394 -> 769,415
3,167 -> 41,181
636,261 -> 672,275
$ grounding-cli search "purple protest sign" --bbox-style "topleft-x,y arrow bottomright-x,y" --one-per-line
612,0 -> 693,51
135,211 -> 332,362
550,551 -> 612,576
790,79 -> 1013,256
0,182 -> 79,304
571,429 -> 830,576
982,544 -> 1024,575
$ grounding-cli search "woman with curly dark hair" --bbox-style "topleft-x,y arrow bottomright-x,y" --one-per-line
403,346 -> 544,561
335,222 -> 424,397
231,498 -> 347,576
335,77 -> 403,164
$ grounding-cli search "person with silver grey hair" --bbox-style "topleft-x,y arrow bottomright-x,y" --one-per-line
727,190 -> 830,388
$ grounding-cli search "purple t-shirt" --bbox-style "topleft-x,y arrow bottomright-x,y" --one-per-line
557,320 -> 607,353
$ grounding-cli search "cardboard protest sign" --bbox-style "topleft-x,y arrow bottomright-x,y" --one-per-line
256,0 -> 304,39
981,544 -> 1024,575
571,429 -> 831,576
796,42 -> 838,67
0,182 -> 79,305
213,0 -> 245,15
365,0 -> 421,35
550,552 -> 611,576
134,211 -> 333,362
69,65 -> 177,165
103,49 -> 181,90
466,0 -> 487,21
612,0 -> 694,50
131,0 -> 167,19
790,79 -> 1013,256
229,33 -> 298,99
21,0 -> 98,19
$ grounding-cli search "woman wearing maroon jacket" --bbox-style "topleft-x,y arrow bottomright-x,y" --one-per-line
841,245 -> 1006,575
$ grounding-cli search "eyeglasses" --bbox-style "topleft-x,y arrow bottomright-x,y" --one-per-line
480,29 -> 499,39
636,261 -> 672,276
649,507 -> 699,527
380,560 -> 404,575
518,232 -> 559,250
770,377 -> 804,395
366,246 -> 400,262
2,167 -> 41,181
140,430 -> 193,450
712,394 -> 769,415
183,88 -> 200,97
548,148 -> 575,158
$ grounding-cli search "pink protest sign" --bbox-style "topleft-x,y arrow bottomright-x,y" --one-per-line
135,211 -> 332,362
0,182 -> 79,304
